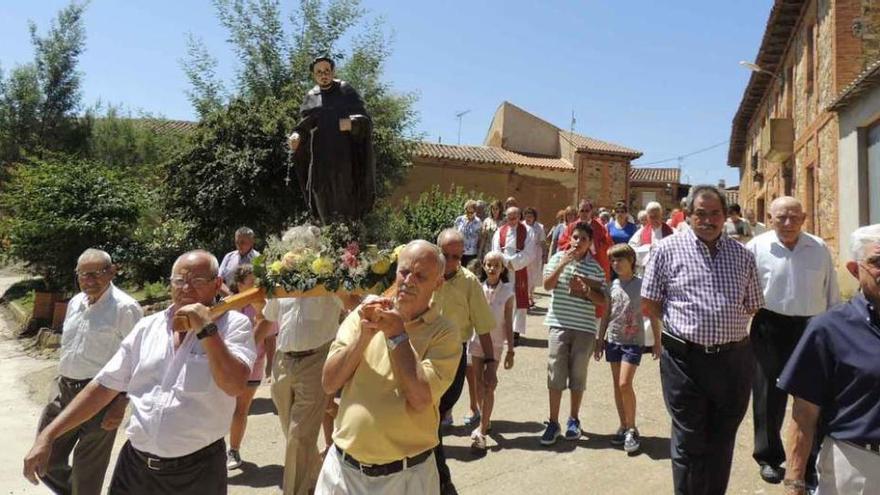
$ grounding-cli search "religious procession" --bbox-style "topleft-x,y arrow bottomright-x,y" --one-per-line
3,1 -> 880,495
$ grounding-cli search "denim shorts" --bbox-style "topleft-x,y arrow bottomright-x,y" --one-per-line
605,342 -> 643,366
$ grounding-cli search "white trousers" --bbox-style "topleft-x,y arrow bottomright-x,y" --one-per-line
817,436 -> 880,495
315,447 -> 440,495
513,308 -> 527,335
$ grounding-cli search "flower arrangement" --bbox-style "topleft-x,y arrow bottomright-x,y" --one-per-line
252,222 -> 403,296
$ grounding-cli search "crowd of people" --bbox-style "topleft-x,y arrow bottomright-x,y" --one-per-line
19,185 -> 880,495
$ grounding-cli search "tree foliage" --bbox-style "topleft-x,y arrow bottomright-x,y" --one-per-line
0,1 -> 90,165
173,0 -> 417,251
0,155 -> 145,292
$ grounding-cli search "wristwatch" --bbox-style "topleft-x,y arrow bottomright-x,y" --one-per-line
387,332 -> 409,351
197,322 -> 219,340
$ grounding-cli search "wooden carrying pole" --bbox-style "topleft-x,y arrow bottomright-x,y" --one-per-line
171,284 -> 394,332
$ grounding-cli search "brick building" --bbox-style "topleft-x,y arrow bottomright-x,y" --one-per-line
728,0 -> 880,293
629,167 -> 689,213
391,101 -> 642,218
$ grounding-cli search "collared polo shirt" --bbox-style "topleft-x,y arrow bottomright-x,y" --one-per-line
330,304 -> 460,465
778,293 -> 880,444
95,308 -> 256,458
433,267 -> 495,343
746,231 -> 840,317
641,229 -> 764,346
263,295 -> 343,352
542,251 -> 605,333
218,249 -> 260,286
59,284 -> 143,380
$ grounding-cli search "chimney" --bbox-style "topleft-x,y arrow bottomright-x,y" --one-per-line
718,179 -> 726,189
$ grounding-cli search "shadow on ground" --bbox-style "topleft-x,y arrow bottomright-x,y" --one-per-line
227,462 -> 283,489
444,422 -> 670,462
515,336 -> 547,349
249,397 -> 277,416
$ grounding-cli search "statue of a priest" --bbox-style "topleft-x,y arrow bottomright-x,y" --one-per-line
288,57 -> 376,222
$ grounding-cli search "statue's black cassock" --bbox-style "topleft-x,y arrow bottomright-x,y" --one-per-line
292,79 -> 376,222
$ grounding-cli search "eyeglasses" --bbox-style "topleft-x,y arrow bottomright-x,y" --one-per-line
169,276 -> 214,289
76,267 -> 110,279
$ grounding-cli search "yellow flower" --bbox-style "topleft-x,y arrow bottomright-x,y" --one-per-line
370,258 -> 391,275
392,244 -> 406,261
268,260 -> 284,275
311,256 -> 335,276
282,252 -> 299,270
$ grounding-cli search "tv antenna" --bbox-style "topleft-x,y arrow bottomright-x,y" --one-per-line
455,109 -> 471,145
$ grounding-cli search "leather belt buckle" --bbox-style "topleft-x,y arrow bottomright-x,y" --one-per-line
147,457 -> 162,471
703,344 -> 722,354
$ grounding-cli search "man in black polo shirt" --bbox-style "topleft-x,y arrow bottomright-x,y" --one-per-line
778,224 -> 880,494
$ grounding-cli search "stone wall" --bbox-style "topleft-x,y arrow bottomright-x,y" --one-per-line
390,158 -> 577,221
576,153 -> 630,207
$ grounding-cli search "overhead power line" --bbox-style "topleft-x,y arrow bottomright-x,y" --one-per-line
635,139 -> 729,166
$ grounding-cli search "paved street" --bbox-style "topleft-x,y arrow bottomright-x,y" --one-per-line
0,272 -> 786,494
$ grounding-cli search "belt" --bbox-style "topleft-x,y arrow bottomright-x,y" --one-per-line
284,348 -> 318,358
59,376 -> 91,390
661,332 -> 750,356
335,444 -> 432,477
130,439 -> 224,472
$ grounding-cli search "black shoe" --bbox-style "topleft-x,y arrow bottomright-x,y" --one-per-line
513,334 -> 521,347
759,464 -> 784,484
440,481 -> 459,495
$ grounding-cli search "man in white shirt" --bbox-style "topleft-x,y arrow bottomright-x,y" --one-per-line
745,196 -> 840,486
24,250 -> 256,494
745,209 -> 768,237
262,295 -> 346,495
218,226 -> 261,296
492,207 -> 537,340
628,201 -> 675,272
32,248 -> 143,495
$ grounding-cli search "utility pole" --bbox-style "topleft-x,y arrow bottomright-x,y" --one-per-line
455,109 -> 471,145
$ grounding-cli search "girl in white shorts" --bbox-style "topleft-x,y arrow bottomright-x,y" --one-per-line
467,251 -> 516,450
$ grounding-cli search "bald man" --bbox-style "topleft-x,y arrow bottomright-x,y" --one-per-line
492,207 -> 538,341
745,197 -> 840,486
25,250 -> 256,494
318,240 -> 460,495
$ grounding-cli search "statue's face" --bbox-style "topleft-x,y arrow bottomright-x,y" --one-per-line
312,61 -> 335,88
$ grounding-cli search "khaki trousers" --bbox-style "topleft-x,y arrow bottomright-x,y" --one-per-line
816,436 -> 880,494
271,342 -> 331,495
315,447 -> 440,495
38,376 -> 117,495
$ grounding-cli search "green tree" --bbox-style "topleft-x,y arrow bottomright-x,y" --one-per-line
172,0 -> 417,251
0,155 -> 145,292
0,1 -> 90,166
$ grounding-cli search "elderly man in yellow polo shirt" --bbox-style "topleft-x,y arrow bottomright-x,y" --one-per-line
317,240 -> 461,495
432,228 -> 496,494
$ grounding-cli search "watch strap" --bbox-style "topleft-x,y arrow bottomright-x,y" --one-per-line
197,322 -> 218,340
387,332 -> 409,351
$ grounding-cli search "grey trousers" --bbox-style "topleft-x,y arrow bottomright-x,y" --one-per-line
37,376 -> 118,495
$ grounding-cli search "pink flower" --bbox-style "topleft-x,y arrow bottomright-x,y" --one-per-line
345,241 -> 360,256
342,251 -> 359,269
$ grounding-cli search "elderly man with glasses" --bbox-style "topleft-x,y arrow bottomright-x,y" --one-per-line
28,248 -> 143,495
25,250 -> 256,494
778,224 -> 880,494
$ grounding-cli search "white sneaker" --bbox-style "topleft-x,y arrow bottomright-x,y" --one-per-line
470,428 -> 487,451
226,449 -> 242,470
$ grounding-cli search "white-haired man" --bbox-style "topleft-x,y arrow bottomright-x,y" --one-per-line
219,226 -> 260,296
778,224 -> 880,494
629,201 -> 674,271
745,196 -> 840,486
31,248 -> 143,494
492,206 -> 538,342
317,240 -> 460,495
24,250 -> 256,494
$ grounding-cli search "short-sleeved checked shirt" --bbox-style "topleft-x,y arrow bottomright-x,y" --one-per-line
641,229 -> 764,346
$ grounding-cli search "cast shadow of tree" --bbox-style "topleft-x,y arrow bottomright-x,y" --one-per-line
227,462 -> 284,489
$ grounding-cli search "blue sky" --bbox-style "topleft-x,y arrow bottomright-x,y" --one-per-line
0,0 -> 773,186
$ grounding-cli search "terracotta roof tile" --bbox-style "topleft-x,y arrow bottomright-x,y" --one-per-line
629,167 -> 680,183
559,131 -> 642,158
413,142 -> 575,171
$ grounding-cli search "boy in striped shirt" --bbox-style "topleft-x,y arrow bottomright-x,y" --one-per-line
540,222 -> 607,445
